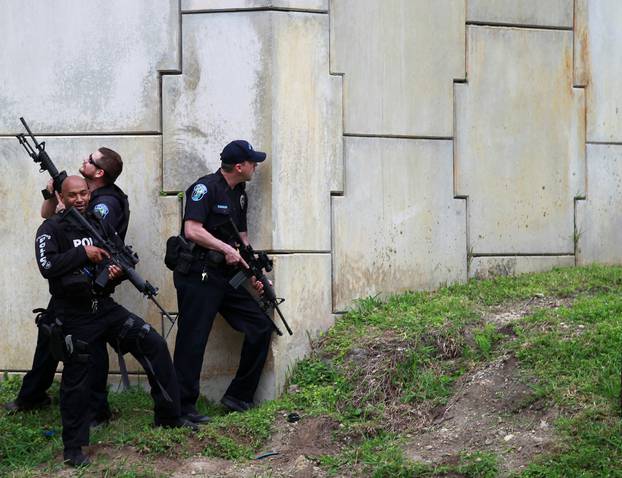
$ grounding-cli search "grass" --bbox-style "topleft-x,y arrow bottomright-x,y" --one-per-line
1,264 -> 621,476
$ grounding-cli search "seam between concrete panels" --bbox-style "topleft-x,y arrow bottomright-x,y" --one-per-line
158,1 -> 184,191
330,194 -> 338,314
466,21 -> 573,31
182,7 -> 327,14
573,198 -> 585,266
0,132 -> 164,138
587,141 -> 622,146
266,250 -> 332,254
343,133 -> 453,141
472,253 -> 575,258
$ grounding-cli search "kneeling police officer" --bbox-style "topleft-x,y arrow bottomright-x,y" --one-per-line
35,175 -> 194,467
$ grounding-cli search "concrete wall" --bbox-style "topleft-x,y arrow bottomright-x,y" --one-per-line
1,0 -> 621,401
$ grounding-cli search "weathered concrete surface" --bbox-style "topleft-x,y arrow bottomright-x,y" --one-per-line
182,0 -> 327,11
163,11 -> 341,251
577,145 -> 622,265
330,0 -> 465,137
0,0 -> 179,134
574,0 -> 622,142
190,253 -> 332,402
467,0 -> 573,27
469,256 -> 575,280
0,139 -> 56,370
455,26 -> 585,255
332,137 -> 466,312
0,136 -> 180,372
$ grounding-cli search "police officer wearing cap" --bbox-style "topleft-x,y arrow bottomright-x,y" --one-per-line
6,148 -> 129,426
35,175 -> 193,467
173,140 -> 273,421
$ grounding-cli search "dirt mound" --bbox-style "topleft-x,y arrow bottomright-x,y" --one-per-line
406,354 -> 558,476
173,415 -> 338,478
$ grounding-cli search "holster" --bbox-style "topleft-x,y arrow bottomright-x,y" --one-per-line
41,317 -> 89,363
165,235 -> 195,274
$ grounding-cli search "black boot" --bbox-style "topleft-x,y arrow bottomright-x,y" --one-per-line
154,416 -> 200,432
221,394 -> 253,413
63,447 -> 91,467
4,395 -> 52,413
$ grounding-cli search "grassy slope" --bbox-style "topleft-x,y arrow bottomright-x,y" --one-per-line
1,265 -> 622,477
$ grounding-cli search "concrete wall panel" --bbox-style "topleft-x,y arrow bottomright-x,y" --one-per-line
0,139 -> 56,370
182,0 -> 327,11
0,136 -> 180,372
332,137 -> 466,312
577,145 -> 622,265
269,13 -> 342,249
163,12 -> 341,251
0,0 -> 180,134
330,0 -> 465,137
455,26 -> 584,255
467,0 -> 573,28
162,13 -> 269,193
470,256 -> 575,280
574,0 -> 622,142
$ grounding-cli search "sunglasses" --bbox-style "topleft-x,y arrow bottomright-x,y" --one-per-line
88,154 -> 102,169
88,154 -> 110,179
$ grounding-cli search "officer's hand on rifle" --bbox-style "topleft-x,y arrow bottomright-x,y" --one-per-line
107,264 -> 123,280
223,244 -> 249,269
251,276 -> 264,295
84,245 -> 110,264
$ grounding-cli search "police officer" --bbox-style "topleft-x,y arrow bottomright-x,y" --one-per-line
36,176 -> 193,466
6,148 -> 128,425
173,140 -> 274,423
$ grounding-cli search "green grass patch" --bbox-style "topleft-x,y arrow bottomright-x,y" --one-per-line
2,265 -> 622,476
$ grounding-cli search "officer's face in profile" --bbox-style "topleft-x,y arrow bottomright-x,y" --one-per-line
60,176 -> 91,213
79,150 -> 105,180
238,160 -> 257,182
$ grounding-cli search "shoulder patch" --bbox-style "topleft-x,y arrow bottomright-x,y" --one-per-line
93,203 -> 110,219
240,194 -> 246,210
191,183 -> 208,201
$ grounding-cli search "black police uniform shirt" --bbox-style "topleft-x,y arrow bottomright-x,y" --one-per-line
183,170 -> 248,250
35,210 -> 117,303
89,184 -> 130,241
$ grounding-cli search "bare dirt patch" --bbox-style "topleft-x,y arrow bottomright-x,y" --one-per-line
403,294 -> 574,476
406,355 -> 558,476
172,415 -> 338,478
481,295 -> 574,327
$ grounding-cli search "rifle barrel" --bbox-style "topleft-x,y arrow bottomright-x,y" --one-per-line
274,303 -> 293,335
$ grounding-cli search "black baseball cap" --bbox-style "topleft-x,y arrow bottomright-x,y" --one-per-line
220,140 -> 267,164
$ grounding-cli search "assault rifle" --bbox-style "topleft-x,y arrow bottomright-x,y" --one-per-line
219,219 -> 293,336
63,207 -> 175,326
16,117 -> 67,198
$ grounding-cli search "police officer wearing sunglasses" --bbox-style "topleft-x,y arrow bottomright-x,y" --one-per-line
6,148 -> 129,428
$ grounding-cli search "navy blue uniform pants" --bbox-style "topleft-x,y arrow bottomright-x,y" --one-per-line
59,298 -> 180,449
17,305 -> 110,422
173,268 -> 272,414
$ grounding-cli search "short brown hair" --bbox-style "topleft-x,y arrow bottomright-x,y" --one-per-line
97,147 -> 123,184
220,162 -> 235,173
